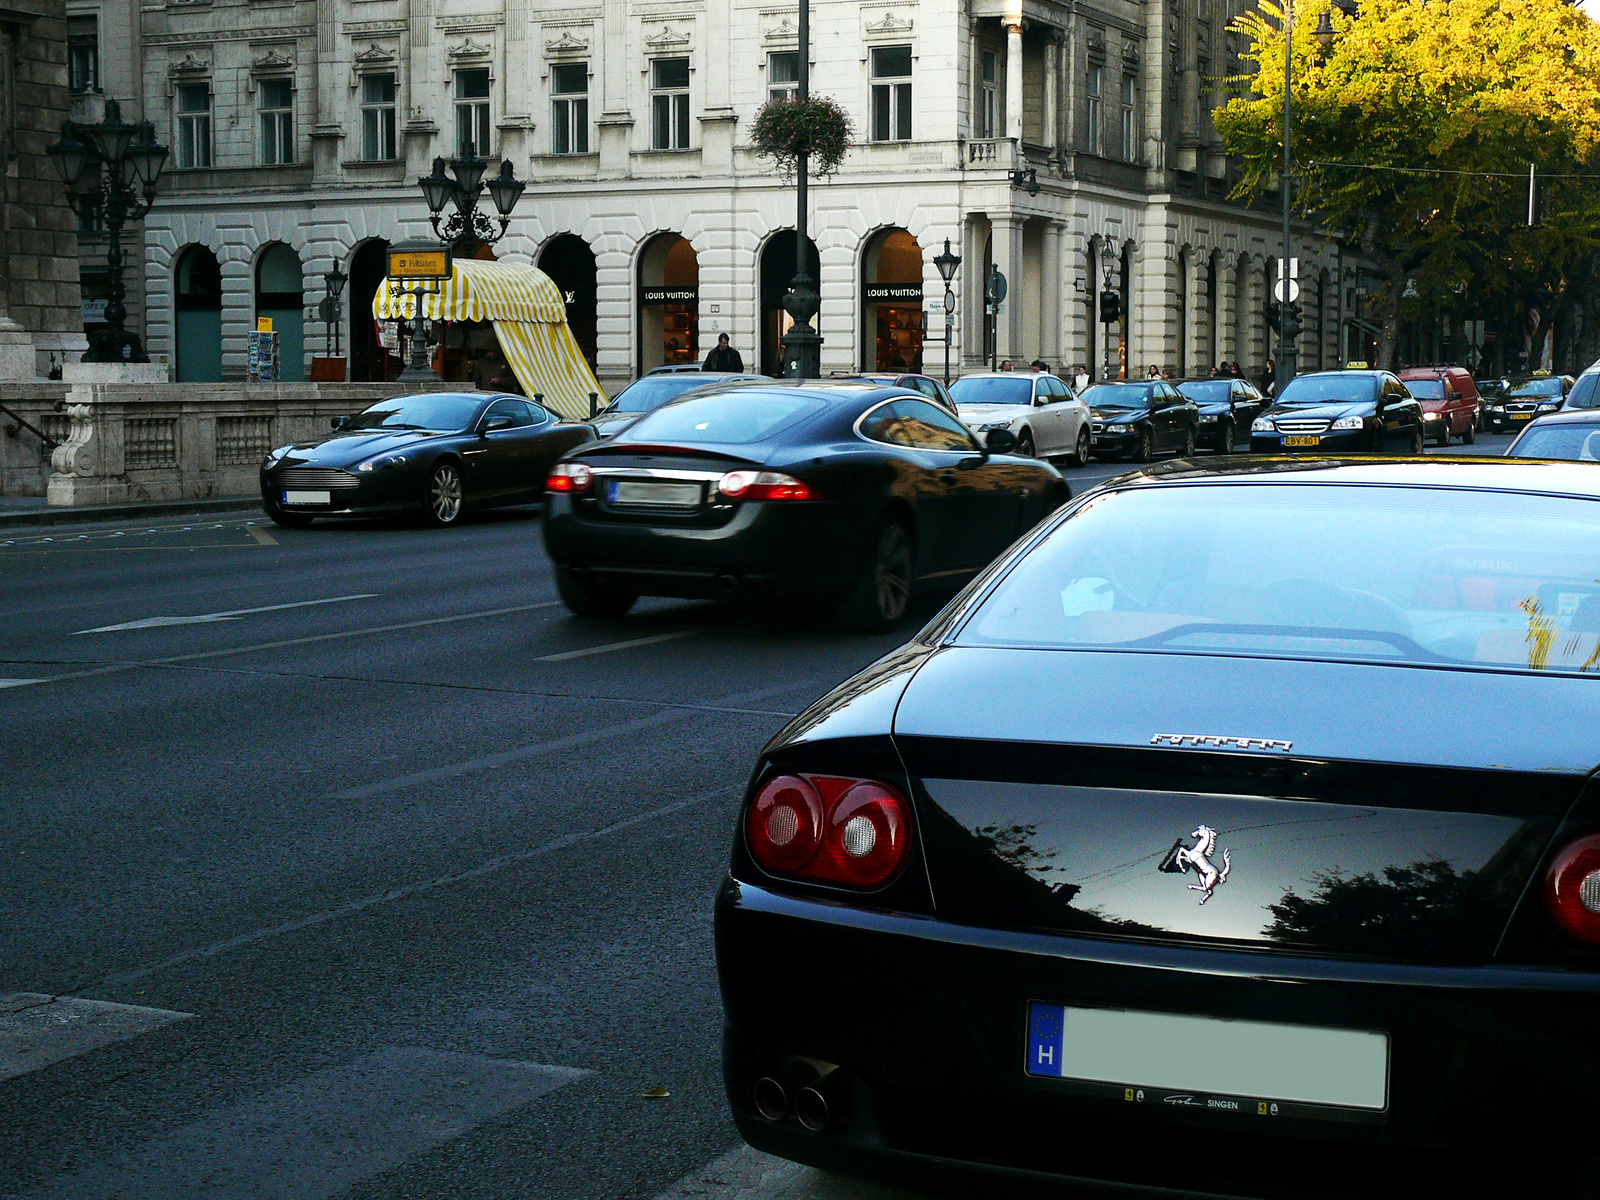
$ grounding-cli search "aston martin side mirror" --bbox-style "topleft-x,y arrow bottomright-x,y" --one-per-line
483,415 -> 515,434
330,416 -> 348,430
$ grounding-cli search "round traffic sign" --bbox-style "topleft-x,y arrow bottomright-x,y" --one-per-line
986,269 -> 1008,304
1273,278 -> 1300,304
944,287 -> 956,313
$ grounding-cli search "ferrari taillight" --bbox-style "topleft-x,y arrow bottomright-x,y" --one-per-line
718,470 -> 818,502
745,773 -> 911,890
1543,833 -> 1600,946
546,462 -> 592,493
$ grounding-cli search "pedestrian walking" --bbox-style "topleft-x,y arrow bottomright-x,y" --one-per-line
703,333 -> 745,372
1261,360 -> 1276,396
1074,365 -> 1090,393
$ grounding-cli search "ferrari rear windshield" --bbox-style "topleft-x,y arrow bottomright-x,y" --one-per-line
349,395 -> 482,431
957,483 -> 1600,676
622,391 -> 825,445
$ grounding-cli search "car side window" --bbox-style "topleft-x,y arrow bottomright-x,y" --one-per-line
911,378 -> 942,402
862,399 -> 978,452
524,400 -> 551,424
1044,376 -> 1069,399
484,398 -> 534,428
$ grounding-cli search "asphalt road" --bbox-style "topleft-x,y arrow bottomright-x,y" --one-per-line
0,430 -> 1515,1200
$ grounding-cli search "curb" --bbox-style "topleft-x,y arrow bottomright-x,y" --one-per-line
0,496 -> 262,529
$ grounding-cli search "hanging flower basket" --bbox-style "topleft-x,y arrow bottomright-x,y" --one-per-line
750,96 -> 855,177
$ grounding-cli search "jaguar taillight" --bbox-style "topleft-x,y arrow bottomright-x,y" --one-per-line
718,471 -> 818,502
1543,833 -> 1600,946
745,774 -> 911,890
546,462 -> 593,493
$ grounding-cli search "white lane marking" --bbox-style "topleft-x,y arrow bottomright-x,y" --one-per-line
335,679 -> 808,801
0,993 -> 194,1083
73,593 -> 378,635
0,678 -> 44,688
536,628 -> 700,662
101,785 -> 735,988
20,1047 -> 589,1200
653,1146 -> 924,1200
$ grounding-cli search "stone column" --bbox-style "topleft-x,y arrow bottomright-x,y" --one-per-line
311,0 -> 343,183
1187,253 -> 1210,377
992,214 -> 1024,365
498,0 -> 532,163
963,215 -> 986,369
0,22 -> 32,379
1041,220 -> 1062,364
1061,233 -> 1088,371
598,0 -> 633,176
1243,258 -> 1266,374
402,0 -> 440,176
1214,256 -> 1235,365
1043,35 -> 1059,151
1135,240 -> 1180,376
1005,18 -> 1023,145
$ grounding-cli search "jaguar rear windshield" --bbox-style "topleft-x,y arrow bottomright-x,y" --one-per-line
957,483 -> 1600,675
1273,375 -> 1378,406
621,390 -> 824,445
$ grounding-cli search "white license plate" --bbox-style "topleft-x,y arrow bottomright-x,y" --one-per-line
1027,1003 -> 1388,1111
282,490 -> 331,505
609,480 -> 701,507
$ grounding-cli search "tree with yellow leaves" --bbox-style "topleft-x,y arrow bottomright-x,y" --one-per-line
1214,0 -> 1600,370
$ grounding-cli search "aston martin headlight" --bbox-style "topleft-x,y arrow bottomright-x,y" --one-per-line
262,446 -> 292,468
1331,416 -> 1365,430
1107,424 -> 1132,434
1252,417 -> 1274,432
356,453 -> 411,472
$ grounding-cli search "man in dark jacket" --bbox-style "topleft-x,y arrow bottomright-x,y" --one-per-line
703,333 -> 744,372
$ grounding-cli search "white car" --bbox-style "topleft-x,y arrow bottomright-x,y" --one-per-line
948,372 -> 1092,465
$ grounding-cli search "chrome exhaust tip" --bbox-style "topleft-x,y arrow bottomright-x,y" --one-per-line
753,1076 -> 788,1122
794,1085 -> 830,1132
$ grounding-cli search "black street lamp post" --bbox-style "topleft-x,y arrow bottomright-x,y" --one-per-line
933,238 -> 961,387
318,265 -> 348,358
403,155 -> 526,378
47,99 -> 168,364
779,0 -> 822,380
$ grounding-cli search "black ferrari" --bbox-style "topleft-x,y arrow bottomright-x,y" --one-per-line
716,457 -> 1600,1196
542,382 -> 1069,629
259,391 -> 592,528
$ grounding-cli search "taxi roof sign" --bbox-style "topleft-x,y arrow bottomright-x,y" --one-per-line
1344,360 -> 1369,369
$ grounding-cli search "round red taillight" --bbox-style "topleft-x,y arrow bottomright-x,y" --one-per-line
810,781 -> 911,889
1542,833 -> 1600,946
746,775 -> 824,872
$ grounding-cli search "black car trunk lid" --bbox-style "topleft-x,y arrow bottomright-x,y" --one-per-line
574,445 -> 767,525
893,647 -> 1593,962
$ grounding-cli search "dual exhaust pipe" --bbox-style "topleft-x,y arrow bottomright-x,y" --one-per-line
753,1058 -> 845,1132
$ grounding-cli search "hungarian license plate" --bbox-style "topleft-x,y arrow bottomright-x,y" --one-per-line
1512,412 -> 1533,421
609,480 -> 701,507
1283,435 -> 1321,447
282,490 -> 331,505
1026,1003 -> 1388,1120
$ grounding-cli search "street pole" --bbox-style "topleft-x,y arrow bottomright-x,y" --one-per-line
1278,0 -> 1297,393
779,0 -> 823,380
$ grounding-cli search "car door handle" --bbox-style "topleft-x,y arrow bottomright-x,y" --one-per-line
939,469 -> 959,484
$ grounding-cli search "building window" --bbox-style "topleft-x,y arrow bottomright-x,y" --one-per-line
1085,65 -> 1101,155
768,51 -> 799,102
360,73 -> 397,161
650,57 -> 690,150
979,50 -> 997,139
551,62 -> 589,154
258,78 -> 294,166
870,45 -> 912,142
175,83 -> 212,169
455,68 -> 492,157
68,16 -> 98,94
1120,74 -> 1136,160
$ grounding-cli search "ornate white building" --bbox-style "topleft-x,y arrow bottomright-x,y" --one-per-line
77,0 -> 1350,390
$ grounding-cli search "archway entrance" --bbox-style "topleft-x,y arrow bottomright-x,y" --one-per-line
256,244 -> 304,382
759,231 -> 819,377
349,240 -> 394,382
539,234 -> 598,371
637,234 -> 698,374
174,246 -> 222,382
862,228 -> 924,371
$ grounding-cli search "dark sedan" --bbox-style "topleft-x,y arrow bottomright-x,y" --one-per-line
716,457 -> 1600,1198
1175,376 -> 1268,453
259,391 -> 592,528
1084,380 -> 1198,461
588,371 -> 769,438
1506,408 -> 1600,461
1486,372 -> 1575,433
1250,369 -> 1424,454
543,383 -> 1069,629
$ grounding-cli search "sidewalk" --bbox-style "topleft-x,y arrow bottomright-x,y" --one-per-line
0,494 -> 262,530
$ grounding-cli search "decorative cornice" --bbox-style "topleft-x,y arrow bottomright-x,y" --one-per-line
447,37 -> 493,62
147,24 -> 313,45
543,31 -> 588,55
251,48 -> 293,70
437,13 -> 503,32
762,16 -> 797,44
352,42 -> 397,65
168,51 -> 210,74
643,24 -> 690,51
343,19 -> 407,35
1121,41 -> 1140,67
864,11 -> 913,36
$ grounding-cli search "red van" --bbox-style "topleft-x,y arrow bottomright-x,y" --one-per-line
1399,366 -> 1479,445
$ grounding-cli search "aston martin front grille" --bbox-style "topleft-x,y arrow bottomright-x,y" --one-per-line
1275,419 -> 1332,435
276,467 -> 361,490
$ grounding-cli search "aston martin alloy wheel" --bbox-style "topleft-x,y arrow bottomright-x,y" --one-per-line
424,461 -> 465,527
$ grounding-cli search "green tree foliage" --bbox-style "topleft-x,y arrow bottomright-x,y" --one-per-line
1214,0 -> 1600,368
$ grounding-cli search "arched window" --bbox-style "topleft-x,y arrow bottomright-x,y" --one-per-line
637,234 -> 699,374
173,245 -> 222,382
759,231 -> 819,377
255,243 -> 304,382
861,228 -> 924,371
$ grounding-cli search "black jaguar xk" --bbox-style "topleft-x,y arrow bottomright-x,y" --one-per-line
259,392 -> 592,528
716,457 -> 1600,1196
543,382 -> 1070,629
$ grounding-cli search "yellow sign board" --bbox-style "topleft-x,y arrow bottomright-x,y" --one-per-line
1344,360 -> 1369,369
389,246 -> 451,280
256,317 -> 274,333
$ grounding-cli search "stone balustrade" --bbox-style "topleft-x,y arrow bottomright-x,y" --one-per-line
0,378 -> 454,506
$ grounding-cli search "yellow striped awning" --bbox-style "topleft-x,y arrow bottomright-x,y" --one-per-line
372,258 -> 606,419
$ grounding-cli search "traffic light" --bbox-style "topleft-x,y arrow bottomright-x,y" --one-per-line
1281,302 -> 1304,340
1099,290 -> 1121,323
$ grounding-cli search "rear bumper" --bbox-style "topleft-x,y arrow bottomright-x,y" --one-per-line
543,496 -> 868,600
717,878 -> 1600,1198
